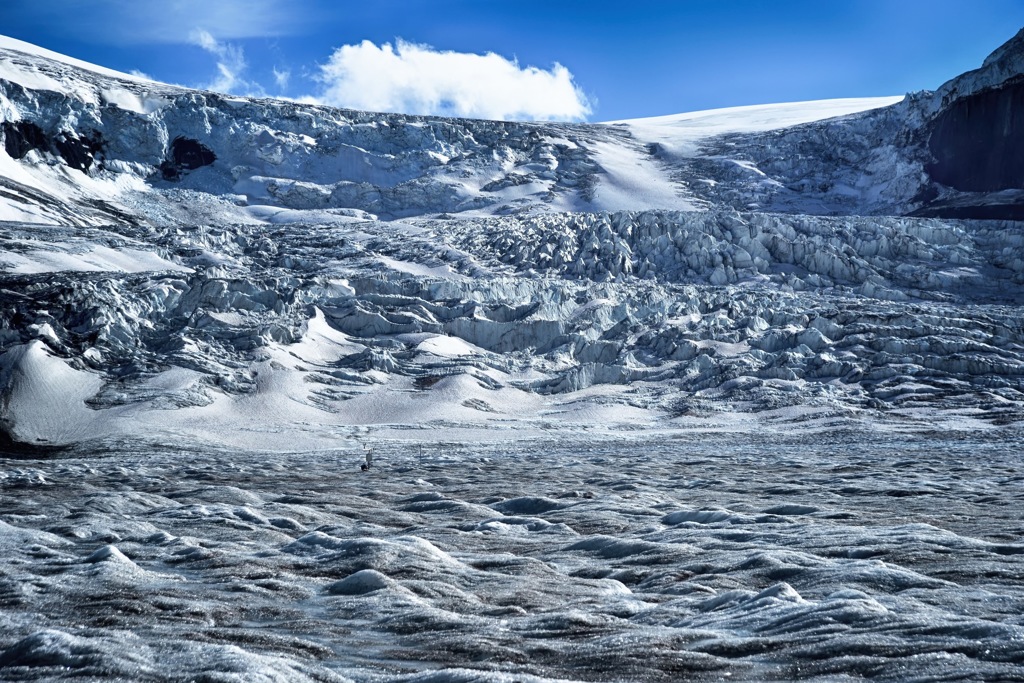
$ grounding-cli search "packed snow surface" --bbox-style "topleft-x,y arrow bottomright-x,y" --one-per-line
1,28 -> 1024,683
609,97 -> 905,156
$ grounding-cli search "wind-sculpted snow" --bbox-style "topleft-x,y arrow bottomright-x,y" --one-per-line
1,433 -> 1023,682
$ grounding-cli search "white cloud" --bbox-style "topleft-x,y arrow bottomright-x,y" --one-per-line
311,40 -> 592,122
273,67 -> 291,90
189,28 -> 262,96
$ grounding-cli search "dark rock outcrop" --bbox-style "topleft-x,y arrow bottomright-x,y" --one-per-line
1,120 -> 48,159
1,121 -> 103,172
159,136 -> 216,180
926,78 -> 1024,192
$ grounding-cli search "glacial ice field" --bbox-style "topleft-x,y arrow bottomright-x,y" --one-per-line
1,28 -> 1024,683
2,431 -> 1024,682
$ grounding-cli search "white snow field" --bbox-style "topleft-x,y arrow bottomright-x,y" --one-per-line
1,27 -> 1024,683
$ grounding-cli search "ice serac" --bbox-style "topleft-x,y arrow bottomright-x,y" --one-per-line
0,32 -> 1023,450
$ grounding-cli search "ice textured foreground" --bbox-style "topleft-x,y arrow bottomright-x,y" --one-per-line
2,433 -> 1023,682
1,26 -> 1024,683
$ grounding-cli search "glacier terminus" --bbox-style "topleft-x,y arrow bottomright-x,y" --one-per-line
0,27 -> 1023,683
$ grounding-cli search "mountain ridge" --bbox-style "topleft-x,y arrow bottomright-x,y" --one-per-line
1,28 -> 1021,224
0,33 -> 1022,450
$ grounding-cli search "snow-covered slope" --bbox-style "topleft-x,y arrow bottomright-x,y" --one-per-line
608,96 -> 904,153
0,32 -> 1023,452
0,37 -> 925,227
0,35 -> 156,84
0,30 -> 913,228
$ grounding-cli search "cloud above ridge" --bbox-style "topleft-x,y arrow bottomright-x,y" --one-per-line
312,40 -> 592,122
189,29 -> 262,96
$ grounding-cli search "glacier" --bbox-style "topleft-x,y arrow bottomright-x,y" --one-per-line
0,28 -> 1023,683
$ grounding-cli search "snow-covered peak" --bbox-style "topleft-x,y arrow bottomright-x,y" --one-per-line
982,26 -> 1024,68
608,96 -> 903,134
0,33 -> 1023,453
0,34 -> 156,85
4,30 -> 1017,226
607,96 -> 904,160
0,34 -> 928,227
931,26 -> 1024,110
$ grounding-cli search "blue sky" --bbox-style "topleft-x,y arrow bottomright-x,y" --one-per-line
2,1 -> 1023,121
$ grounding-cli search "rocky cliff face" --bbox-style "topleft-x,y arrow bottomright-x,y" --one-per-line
927,78 -> 1024,189
916,29 -> 1024,217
